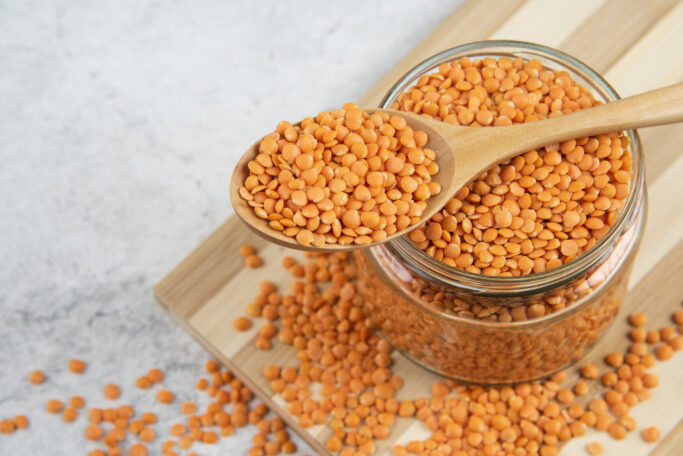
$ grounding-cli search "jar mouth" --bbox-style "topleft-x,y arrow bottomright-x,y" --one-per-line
379,40 -> 645,295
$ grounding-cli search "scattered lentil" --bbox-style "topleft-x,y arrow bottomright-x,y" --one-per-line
181,402 -> 197,415
239,245 -> 255,257
12,415 -> 28,430
233,317 -> 251,331
28,370 -> 45,385
581,364 -> 599,379
46,399 -> 64,414
587,441 -> 603,455
628,313 -> 647,327
136,376 -> 152,389
655,344 -> 673,361
147,368 -> 164,383
140,412 -> 157,424
157,389 -> 174,404
70,396 -> 85,409
85,424 -> 103,441
642,426 -> 661,442
68,359 -> 87,374
62,407 -> 78,423
103,384 -> 120,400
0,420 -> 15,434
245,254 -> 263,268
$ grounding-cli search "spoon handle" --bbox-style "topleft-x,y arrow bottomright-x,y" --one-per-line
541,82 -> 683,138
493,82 -> 683,155
512,83 -> 683,151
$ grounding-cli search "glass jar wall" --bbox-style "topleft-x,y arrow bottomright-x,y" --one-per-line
355,41 -> 647,384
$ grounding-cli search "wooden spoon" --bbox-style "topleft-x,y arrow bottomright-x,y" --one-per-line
230,82 -> 683,252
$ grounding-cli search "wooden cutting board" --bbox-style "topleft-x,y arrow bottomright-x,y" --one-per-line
154,0 -> 683,454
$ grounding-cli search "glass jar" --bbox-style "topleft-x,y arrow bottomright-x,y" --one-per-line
354,41 -> 647,384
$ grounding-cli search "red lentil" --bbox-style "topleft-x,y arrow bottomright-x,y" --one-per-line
46,399 -> 64,414
28,370 -> 45,385
68,359 -> 87,374
233,316 -> 251,331
587,441 -> 603,455
157,390 -> 174,404
12,415 -> 28,430
642,426 -> 661,442
103,384 -> 120,400
628,313 -> 647,327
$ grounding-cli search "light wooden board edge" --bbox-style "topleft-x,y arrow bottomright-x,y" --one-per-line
358,0 -> 527,107
488,0 -> 608,48
153,0 -> 683,454
553,238 -> 683,455
652,418 -> 683,456
605,2 -> 683,96
156,206 -> 683,456
153,289 -> 330,456
558,0 -> 680,74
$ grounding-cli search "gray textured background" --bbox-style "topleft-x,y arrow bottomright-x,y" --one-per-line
0,1 -> 462,454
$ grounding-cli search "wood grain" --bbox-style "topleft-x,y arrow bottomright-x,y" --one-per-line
359,0 -> 526,107
488,0 -> 607,47
559,0 -> 679,73
154,0 -> 683,454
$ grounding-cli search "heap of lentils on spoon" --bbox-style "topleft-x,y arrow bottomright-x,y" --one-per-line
239,103 -> 441,247
396,57 -> 632,276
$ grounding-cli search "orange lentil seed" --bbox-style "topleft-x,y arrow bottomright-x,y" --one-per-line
239,244 -> 255,257
139,427 -> 155,442
581,364 -> 599,379
103,384 -> 120,400
62,407 -> 78,422
46,399 -> 64,414
643,426 -> 661,442
628,313 -> 647,327
245,254 -> 263,268
587,442 -> 603,455
68,359 -> 87,374
130,443 -> 147,456
85,424 -> 103,441
181,401 -> 197,415
136,376 -> 152,389
141,412 -> 157,424
28,370 -> 45,384
12,415 -> 28,429
147,368 -> 164,383
69,395 -> 85,409
233,317 -> 251,331
0,420 -> 15,434
157,390 -> 174,404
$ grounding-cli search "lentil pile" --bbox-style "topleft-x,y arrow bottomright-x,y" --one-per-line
229,246 -> 682,456
4,248 -> 682,455
239,103 -> 440,247
5,358 -> 301,455
393,57 -> 632,276
355,233 -> 633,383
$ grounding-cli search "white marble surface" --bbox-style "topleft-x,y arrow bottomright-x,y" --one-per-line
0,1 -> 461,454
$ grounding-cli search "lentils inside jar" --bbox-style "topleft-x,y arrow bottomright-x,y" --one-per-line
395,56 -> 632,276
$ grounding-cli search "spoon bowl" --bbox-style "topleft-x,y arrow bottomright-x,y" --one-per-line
230,83 -> 683,252
229,109 -> 458,252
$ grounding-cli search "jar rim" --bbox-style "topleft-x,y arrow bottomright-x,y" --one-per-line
378,39 -> 645,295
